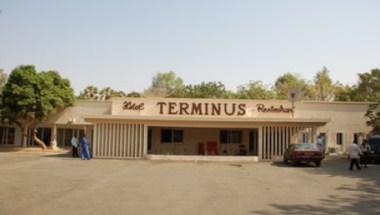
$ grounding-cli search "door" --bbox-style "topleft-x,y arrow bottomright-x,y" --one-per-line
249,129 -> 259,155
148,128 -> 152,152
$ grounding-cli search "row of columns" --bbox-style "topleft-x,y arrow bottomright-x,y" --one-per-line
92,122 -> 147,158
48,123 -> 317,161
260,126 -> 317,160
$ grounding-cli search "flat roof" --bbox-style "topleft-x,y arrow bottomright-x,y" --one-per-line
110,97 -> 374,105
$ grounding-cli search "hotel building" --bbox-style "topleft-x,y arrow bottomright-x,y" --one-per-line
0,98 -> 371,161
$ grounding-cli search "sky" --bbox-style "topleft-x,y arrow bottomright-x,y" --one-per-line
0,0 -> 379,95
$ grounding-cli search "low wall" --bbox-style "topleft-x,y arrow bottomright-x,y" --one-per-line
145,154 -> 259,162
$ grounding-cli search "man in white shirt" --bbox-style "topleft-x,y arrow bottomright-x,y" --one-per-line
71,135 -> 79,158
348,141 -> 362,171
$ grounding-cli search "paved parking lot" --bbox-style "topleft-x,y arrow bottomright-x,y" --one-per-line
0,152 -> 379,215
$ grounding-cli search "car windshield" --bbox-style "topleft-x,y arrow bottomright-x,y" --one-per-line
294,144 -> 318,150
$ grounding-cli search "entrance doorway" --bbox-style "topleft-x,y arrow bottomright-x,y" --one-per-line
249,129 -> 259,155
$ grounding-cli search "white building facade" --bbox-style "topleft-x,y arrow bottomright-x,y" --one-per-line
0,98 -> 372,161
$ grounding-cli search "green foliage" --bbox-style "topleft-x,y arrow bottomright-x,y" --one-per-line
273,73 -> 313,99
312,67 -> 334,101
145,71 -> 184,97
0,65 -> 74,126
78,86 -> 125,100
365,103 -> 380,134
333,82 -> 354,101
351,69 -> 380,102
78,85 -> 99,100
0,69 -> 8,91
183,81 -> 233,99
99,87 -> 126,100
236,81 -> 275,99
126,91 -> 142,97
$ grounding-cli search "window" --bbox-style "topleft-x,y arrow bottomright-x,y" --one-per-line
220,130 -> 242,144
161,129 -> 172,143
57,128 -> 85,147
353,133 -> 360,144
173,130 -> 183,142
0,127 -> 15,145
161,129 -> 183,143
337,133 -> 343,145
27,128 -> 52,146
302,132 -> 309,143
7,128 -> 15,145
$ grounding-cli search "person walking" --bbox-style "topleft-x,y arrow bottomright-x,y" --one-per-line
348,141 -> 362,171
80,134 -> 91,160
360,139 -> 372,168
71,135 -> 79,157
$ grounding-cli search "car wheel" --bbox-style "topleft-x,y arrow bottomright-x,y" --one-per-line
315,160 -> 321,167
283,158 -> 288,164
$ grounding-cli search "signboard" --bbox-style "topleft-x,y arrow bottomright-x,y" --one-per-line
121,100 -> 294,116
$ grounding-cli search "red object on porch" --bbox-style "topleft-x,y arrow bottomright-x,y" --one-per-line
206,141 -> 218,155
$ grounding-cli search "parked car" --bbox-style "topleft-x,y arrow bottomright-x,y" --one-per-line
367,135 -> 380,164
283,143 -> 325,167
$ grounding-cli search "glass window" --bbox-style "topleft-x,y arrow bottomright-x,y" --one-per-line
220,130 -> 228,144
161,129 -> 184,143
302,133 -> 309,143
161,129 -> 172,143
353,133 -> 360,144
337,133 -> 343,145
0,127 -> 4,144
7,128 -> 15,145
0,127 -> 15,145
173,130 -> 183,142
220,130 -> 242,144
295,143 -> 318,150
230,131 -> 242,143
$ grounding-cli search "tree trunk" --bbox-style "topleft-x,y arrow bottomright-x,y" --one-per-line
32,129 -> 47,150
22,126 -> 28,147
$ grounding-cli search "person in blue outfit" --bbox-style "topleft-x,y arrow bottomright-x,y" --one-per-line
80,134 -> 91,160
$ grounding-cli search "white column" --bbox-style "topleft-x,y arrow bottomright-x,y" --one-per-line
258,126 -> 262,160
93,123 -> 98,157
50,124 -> 58,150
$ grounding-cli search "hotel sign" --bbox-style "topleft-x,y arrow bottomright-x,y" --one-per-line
122,101 -> 144,111
157,102 -> 246,116
256,104 -> 293,113
122,101 -> 294,116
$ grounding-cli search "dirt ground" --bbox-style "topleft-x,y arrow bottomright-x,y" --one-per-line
0,152 -> 379,215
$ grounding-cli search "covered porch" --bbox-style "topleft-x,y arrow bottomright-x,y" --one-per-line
86,115 -> 329,161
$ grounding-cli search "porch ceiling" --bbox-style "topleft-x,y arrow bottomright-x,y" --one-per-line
84,115 -> 330,126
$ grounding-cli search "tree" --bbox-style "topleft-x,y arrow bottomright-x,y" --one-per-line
312,67 -> 334,101
0,69 -> 8,91
78,85 -> 99,100
236,81 -> 275,99
99,87 -> 125,100
78,86 -> 126,100
365,102 -> 380,134
126,91 -> 142,97
183,81 -> 233,98
144,71 -> 184,97
274,73 -> 313,99
351,68 -> 380,101
334,82 -> 354,101
0,65 -> 75,148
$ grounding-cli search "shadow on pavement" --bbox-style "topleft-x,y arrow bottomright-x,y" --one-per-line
271,161 -> 317,168
42,151 -> 73,158
252,158 -> 380,215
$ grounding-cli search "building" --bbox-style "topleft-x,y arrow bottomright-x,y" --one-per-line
0,98 -> 372,161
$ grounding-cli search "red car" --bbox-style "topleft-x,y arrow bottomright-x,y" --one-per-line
283,143 -> 324,167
